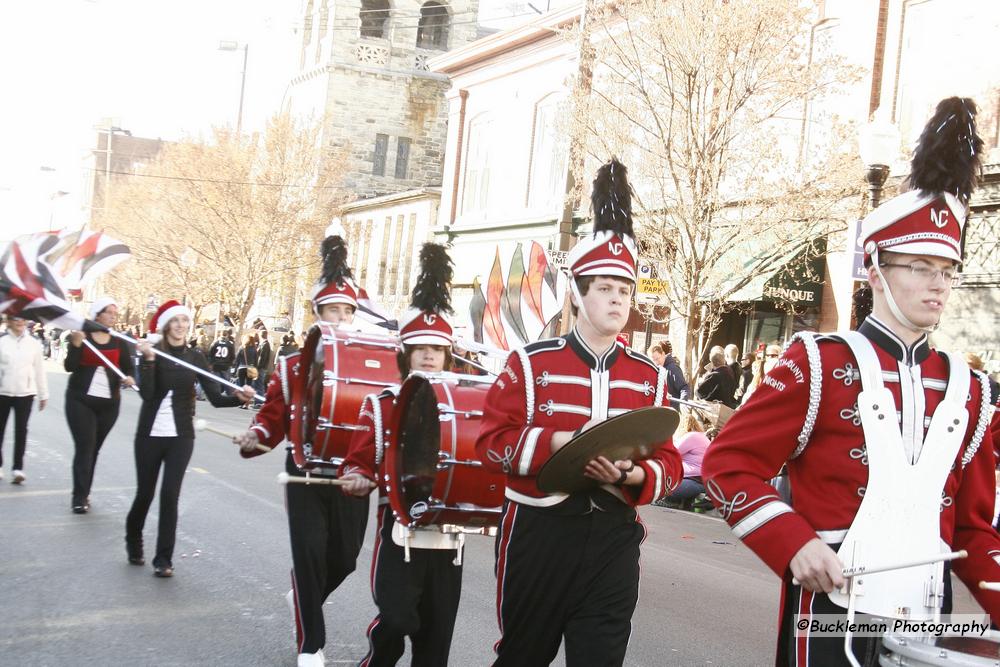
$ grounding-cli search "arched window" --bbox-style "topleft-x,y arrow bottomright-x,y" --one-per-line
360,0 -> 390,39
417,2 -> 449,50
526,93 -> 569,210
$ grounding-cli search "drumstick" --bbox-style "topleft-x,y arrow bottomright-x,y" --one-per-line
792,550 -> 967,585
979,581 -> 1000,592
276,472 -> 349,487
194,419 -> 269,453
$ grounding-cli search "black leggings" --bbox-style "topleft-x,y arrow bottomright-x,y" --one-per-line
125,435 -> 194,568
0,395 -> 34,471
65,393 -> 120,504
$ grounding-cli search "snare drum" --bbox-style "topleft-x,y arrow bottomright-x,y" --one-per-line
383,372 -> 503,530
881,631 -> 1000,666
288,323 -> 399,471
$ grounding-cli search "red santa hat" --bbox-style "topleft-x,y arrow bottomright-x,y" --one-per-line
566,158 -> 638,282
399,244 -> 454,347
147,300 -> 191,342
861,97 -> 982,266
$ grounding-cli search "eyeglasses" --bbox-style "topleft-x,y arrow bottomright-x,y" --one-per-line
878,262 -> 961,287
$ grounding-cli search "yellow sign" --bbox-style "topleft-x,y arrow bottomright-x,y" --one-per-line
636,261 -> 668,301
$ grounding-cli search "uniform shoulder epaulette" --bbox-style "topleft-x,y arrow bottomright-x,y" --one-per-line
522,337 -> 565,356
622,346 -> 660,372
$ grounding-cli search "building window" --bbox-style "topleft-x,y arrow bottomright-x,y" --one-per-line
387,214 -> 406,295
394,137 -> 411,179
359,219 -> 373,286
417,2 -> 449,50
360,0 -> 390,39
377,216 -> 393,294
400,213 -> 417,295
373,133 -> 389,176
462,115 -> 494,216
526,94 -> 569,210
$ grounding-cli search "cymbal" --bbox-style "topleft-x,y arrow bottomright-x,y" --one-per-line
536,406 -> 680,494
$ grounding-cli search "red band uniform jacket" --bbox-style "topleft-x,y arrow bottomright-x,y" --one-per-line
476,332 -> 682,508
701,317 -> 1000,621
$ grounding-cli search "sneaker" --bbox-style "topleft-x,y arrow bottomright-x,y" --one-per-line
126,538 -> 145,566
72,505 -> 88,514
297,649 -> 324,667
11,470 -> 25,485
153,565 -> 174,578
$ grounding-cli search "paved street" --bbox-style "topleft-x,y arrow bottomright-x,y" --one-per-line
0,365 -> 984,666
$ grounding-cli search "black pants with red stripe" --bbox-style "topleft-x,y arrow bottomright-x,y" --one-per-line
492,494 -> 644,667
285,457 -> 369,655
777,581 -> 882,666
361,505 -> 463,667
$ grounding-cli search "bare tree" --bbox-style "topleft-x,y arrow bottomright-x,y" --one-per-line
574,0 -> 863,379
104,113 -> 345,339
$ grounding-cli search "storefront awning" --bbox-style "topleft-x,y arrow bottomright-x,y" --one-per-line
725,238 -> 826,308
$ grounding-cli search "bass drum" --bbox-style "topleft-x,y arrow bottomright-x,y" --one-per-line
880,631 -> 1000,666
288,323 -> 399,471
384,372 -> 502,530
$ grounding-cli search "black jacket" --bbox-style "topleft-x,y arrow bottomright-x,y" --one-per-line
208,339 -> 235,370
236,344 -> 258,369
696,365 -> 739,409
136,344 -> 242,438
257,341 -> 271,371
662,354 -> 690,401
64,335 -> 134,400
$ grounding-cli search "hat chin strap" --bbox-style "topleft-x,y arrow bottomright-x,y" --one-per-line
870,248 -> 936,334
568,273 -> 594,331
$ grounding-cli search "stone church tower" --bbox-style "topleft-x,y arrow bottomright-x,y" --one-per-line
289,0 -> 481,199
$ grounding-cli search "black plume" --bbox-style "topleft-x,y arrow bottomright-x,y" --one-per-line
410,243 -> 454,315
591,158 -> 635,239
909,97 -> 983,205
319,235 -> 353,285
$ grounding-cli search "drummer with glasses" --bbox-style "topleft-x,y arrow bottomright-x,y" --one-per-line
232,225 -> 372,667
340,243 -> 465,667
702,98 -> 1000,666
474,160 -> 683,667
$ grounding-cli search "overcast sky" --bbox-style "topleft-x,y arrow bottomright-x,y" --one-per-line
0,0 -> 570,242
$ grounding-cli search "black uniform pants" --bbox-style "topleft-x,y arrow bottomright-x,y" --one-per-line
492,498 -> 644,667
776,581 -> 881,667
0,395 -> 34,470
361,505 -> 463,667
65,393 -> 120,504
285,461 -> 369,655
125,435 -> 194,568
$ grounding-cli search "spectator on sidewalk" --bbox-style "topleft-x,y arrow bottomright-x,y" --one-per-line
696,349 -> 739,409
661,415 -> 713,507
208,330 -> 235,381
0,315 -> 49,484
650,341 -> 689,405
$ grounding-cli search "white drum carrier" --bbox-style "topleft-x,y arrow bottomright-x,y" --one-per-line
828,331 -> 970,620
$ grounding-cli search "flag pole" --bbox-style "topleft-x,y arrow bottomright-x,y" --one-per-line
103,328 -> 264,402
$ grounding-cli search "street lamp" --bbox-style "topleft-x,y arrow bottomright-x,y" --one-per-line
218,41 -> 249,135
858,112 -> 901,210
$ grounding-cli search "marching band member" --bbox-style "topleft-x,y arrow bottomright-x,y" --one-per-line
232,230 -> 371,667
128,301 -> 254,577
702,98 -> 1000,666
65,297 -> 134,514
340,243 -> 465,667
475,159 -> 683,666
